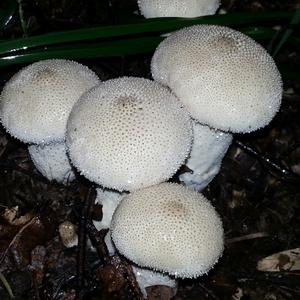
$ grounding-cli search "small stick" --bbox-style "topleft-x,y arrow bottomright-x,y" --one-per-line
198,282 -> 220,300
226,232 -> 269,245
76,187 -> 95,299
235,139 -> 300,183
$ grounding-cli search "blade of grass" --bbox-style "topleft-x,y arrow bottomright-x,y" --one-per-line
0,11 -> 293,56
0,272 -> 15,299
0,0 -> 17,30
0,27 -> 278,67
272,9 -> 300,57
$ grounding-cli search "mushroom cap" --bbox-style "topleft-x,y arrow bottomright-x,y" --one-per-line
138,0 -> 220,18
0,59 -> 100,144
179,121 -> 232,191
111,182 -> 224,278
151,25 -> 282,133
28,142 -> 75,183
66,77 -> 192,191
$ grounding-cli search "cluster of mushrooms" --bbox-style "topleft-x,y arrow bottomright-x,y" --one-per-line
0,5 -> 283,298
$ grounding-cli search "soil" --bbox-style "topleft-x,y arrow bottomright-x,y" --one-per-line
0,1 -> 300,299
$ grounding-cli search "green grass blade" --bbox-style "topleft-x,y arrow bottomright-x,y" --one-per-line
272,9 -> 300,56
0,11 -> 293,56
0,272 -> 15,299
0,27 -> 283,67
0,0 -> 17,30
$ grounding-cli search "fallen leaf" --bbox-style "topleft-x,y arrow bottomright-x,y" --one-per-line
257,248 -> 300,272
0,211 -> 57,272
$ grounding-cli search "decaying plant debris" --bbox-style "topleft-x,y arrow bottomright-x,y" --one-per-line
0,0 -> 300,299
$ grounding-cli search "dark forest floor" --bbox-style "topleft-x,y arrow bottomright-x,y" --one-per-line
0,0 -> 300,299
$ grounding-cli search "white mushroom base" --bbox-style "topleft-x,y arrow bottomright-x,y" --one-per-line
132,266 -> 177,299
179,121 -> 232,191
28,142 -> 75,184
93,188 -> 125,254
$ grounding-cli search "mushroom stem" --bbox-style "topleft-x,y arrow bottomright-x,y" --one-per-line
93,188 -> 125,254
28,141 -> 75,184
132,266 -> 177,299
179,121 -> 232,191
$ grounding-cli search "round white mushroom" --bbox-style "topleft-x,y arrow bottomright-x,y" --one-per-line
66,77 -> 192,191
0,59 -> 100,144
179,121 -> 232,191
0,59 -> 101,183
28,142 -> 75,183
151,25 -> 282,133
138,0 -> 220,18
111,182 -> 224,278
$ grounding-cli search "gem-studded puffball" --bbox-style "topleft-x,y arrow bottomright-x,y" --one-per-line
66,77 -> 192,191
111,183 -> 224,278
0,59 -> 100,144
138,0 -> 220,18
151,25 -> 282,133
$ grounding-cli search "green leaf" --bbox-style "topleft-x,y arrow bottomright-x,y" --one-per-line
272,9 -> 300,56
0,0 -> 17,31
0,11 -> 293,56
0,27 -> 279,67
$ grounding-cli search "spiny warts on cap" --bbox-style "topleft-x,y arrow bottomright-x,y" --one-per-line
0,59 -> 100,144
66,77 -> 192,191
111,182 -> 224,278
138,0 -> 220,18
151,25 -> 282,133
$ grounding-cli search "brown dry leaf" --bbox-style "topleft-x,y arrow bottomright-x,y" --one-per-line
257,248 -> 300,272
2,206 -> 33,226
0,211 -> 57,272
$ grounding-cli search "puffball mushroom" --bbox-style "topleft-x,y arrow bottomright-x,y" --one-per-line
66,77 -> 192,191
93,188 -> 176,297
0,59 -> 100,183
138,0 -> 220,18
151,25 -> 283,133
179,121 -> 232,191
111,182 -> 224,278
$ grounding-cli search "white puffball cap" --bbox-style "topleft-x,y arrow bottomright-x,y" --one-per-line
151,25 -> 283,133
28,142 -> 75,183
111,183 -> 224,278
179,121 -> 232,191
138,0 -> 220,18
66,77 -> 192,191
0,59 -> 100,144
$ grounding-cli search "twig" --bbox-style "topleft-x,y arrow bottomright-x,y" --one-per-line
16,0 -> 27,36
198,282 -> 220,300
86,220 -> 109,265
32,271 -> 41,300
235,139 -> 300,184
226,232 -> 269,245
76,187 -> 95,300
